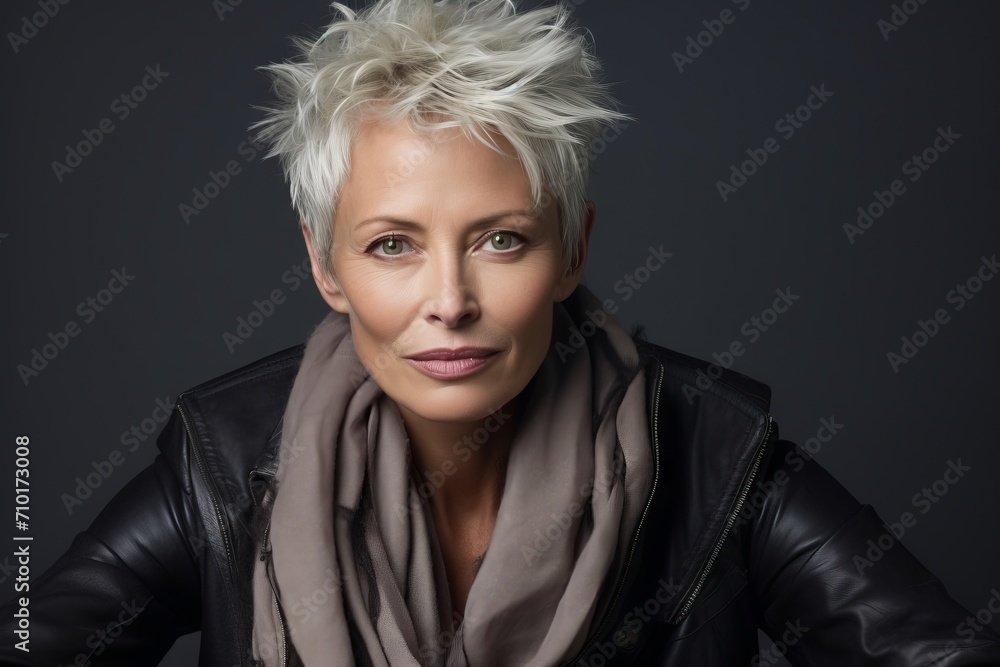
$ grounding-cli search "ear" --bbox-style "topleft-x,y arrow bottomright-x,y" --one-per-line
554,200 -> 596,302
301,222 -> 350,314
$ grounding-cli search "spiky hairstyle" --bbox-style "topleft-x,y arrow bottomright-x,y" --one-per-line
253,0 -> 628,279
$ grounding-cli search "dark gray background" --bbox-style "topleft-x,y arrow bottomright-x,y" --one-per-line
1,0 -> 997,664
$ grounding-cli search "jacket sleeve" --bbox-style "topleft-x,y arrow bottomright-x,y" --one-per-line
748,437 -> 1000,666
0,424 -> 203,665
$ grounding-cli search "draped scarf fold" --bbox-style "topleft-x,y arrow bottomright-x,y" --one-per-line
252,284 -> 653,666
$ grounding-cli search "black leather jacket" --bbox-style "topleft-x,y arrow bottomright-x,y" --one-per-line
2,338 -> 998,666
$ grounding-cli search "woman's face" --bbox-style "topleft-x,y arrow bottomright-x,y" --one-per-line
303,118 -> 592,425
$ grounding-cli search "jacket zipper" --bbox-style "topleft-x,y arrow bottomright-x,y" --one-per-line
177,397 -> 236,584
260,520 -> 289,667
566,359 -> 664,665
670,413 -> 773,625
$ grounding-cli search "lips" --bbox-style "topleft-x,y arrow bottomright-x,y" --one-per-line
404,347 -> 499,361
404,347 -> 500,380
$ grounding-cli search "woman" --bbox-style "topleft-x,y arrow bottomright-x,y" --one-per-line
2,0 -> 998,665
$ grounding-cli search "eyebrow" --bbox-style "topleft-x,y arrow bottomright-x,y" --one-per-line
355,209 -> 542,232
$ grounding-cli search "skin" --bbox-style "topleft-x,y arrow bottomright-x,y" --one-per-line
303,117 -> 595,619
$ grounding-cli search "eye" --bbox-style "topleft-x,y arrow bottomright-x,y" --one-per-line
482,231 -> 524,253
369,235 -> 413,257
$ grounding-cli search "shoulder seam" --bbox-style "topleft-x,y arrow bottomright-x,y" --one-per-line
636,338 -> 772,413
178,344 -> 305,402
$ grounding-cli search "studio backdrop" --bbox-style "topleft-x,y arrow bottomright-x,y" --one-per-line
1,1 -> 997,665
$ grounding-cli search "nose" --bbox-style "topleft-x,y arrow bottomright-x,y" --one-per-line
421,254 -> 480,328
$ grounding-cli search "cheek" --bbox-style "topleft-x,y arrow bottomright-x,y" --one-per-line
341,269 -> 418,359
482,262 -> 557,344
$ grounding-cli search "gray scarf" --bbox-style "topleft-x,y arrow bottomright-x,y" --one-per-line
252,284 -> 653,666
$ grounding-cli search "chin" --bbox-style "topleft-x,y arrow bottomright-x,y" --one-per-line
395,381 -> 518,425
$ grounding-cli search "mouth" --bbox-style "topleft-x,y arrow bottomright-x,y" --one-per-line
405,347 -> 499,361
404,347 -> 500,379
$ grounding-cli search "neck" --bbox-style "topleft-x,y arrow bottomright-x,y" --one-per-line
399,393 -> 526,525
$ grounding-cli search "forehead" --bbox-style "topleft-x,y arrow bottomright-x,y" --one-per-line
342,118 -> 530,203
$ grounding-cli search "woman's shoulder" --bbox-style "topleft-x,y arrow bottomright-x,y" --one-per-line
634,335 -> 772,415
179,343 -> 305,407
158,344 -> 305,504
